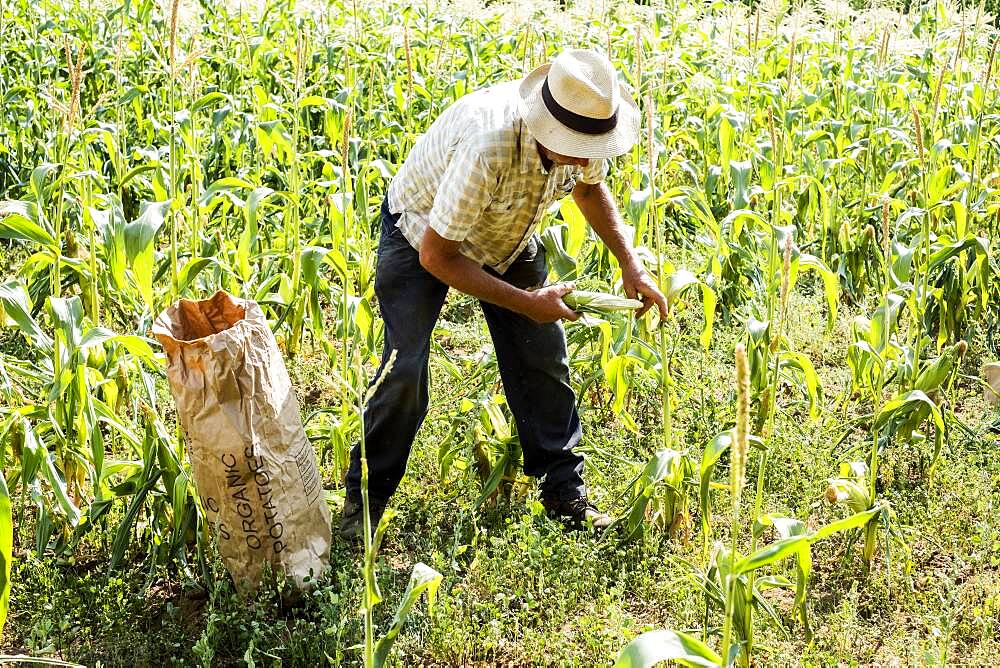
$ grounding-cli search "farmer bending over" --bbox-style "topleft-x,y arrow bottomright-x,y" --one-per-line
341,49 -> 668,538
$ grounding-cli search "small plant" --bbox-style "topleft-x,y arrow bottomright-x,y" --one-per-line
346,349 -> 442,668
824,461 -> 905,573
615,448 -> 692,542
0,469 -> 11,635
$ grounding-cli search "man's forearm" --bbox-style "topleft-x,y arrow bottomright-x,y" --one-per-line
421,251 -> 532,314
417,225 -> 579,323
573,182 -> 642,272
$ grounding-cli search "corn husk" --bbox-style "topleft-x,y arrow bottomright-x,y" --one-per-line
562,290 -> 642,314
914,342 -> 962,395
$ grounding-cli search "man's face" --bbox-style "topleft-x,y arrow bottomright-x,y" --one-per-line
538,144 -> 590,168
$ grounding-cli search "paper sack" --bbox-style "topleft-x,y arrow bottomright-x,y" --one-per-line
153,290 -> 331,589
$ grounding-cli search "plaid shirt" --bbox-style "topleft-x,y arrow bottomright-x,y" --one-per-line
387,80 -> 608,273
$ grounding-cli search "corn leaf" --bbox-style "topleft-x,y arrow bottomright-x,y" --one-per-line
558,197 -> 590,257
0,280 -> 53,351
124,200 -> 171,309
0,200 -> 55,245
795,253 -> 839,330
373,563 -> 443,667
873,390 -> 945,471
811,506 -> 882,541
735,536 -> 810,575
614,629 -> 722,668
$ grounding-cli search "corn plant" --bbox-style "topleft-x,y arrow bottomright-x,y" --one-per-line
613,448 -> 692,542
697,430 -> 764,559
337,349 -> 441,667
0,469 -> 11,635
824,461 -> 906,574
847,293 -> 907,402
0,280 -> 202,570
463,394 -> 532,509
565,309 -> 658,433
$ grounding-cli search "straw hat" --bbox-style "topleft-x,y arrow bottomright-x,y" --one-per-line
518,49 -> 640,160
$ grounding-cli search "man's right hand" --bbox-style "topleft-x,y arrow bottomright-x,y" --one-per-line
522,283 -> 580,324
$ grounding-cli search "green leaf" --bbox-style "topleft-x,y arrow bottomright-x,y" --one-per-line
373,563 -> 443,667
301,246 -> 331,285
483,399 -> 511,441
79,328 -> 157,361
297,94 -> 331,109
475,450 -> 510,509
191,91 -> 228,113
199,176 -> 256,207
116,164 -> 158,188
699,430 -> 735,542
873,390 -> 945,470
0,280 -> 52,351
540,224 -> 577,280
665,269 -> 699,310
30,163 -> 60,203
614,629 -> 722,668
699,430 -> 764,546
730,160 -> 752,209
625,187 -> 652,228
178,256 -> 223,294
795,253 -> 839,329
914,343 -> 962,395
604,355 -> 639,432
926,235 -> 988,273
125,201 -> 171,309
753,514 -> 807,541
0,200 -> 55,245
620,449 -> 688,539
558,197 -> 589,256
237,188 -> 276,281
719,116 -> 734,175
718,209 -> 767,240
22,423 -> 81,526
778,351 -> 822,418
735,535 -> 811,574
811,506 -> 881,541
700,284 -> 716,350
47,296 -> 84,351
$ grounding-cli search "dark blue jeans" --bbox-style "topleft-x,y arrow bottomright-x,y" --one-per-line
345,198 -> 586,503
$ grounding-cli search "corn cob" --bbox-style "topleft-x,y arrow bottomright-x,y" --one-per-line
562,290 -> 643,314
914,341 -> 966,395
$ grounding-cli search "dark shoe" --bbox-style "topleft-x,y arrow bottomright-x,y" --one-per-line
542,496 -> 613,531
339,495 -> 388,541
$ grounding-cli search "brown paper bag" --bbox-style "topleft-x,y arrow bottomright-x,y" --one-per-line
984,362 -> 1000,405
153,290 -> 331,589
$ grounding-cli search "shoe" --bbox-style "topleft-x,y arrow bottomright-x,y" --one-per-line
542,496 -> 613,531
339,495 -> 388,541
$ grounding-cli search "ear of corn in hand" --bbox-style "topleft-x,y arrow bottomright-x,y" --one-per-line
562,290 -> 643,314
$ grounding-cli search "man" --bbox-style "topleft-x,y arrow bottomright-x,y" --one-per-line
341,49 -> 668,538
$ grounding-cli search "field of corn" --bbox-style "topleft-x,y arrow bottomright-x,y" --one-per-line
2,0 -> 1000,664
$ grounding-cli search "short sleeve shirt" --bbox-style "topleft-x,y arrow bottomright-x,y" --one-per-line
387,80 -> 608,273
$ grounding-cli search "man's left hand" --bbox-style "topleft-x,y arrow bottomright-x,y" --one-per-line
622,263 -> 668,321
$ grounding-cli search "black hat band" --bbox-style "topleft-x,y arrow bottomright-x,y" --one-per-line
541,77 -> 618,136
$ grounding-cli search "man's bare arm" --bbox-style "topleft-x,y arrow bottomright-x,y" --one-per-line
418,226 -> 579,324
572,180 -> 668,319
